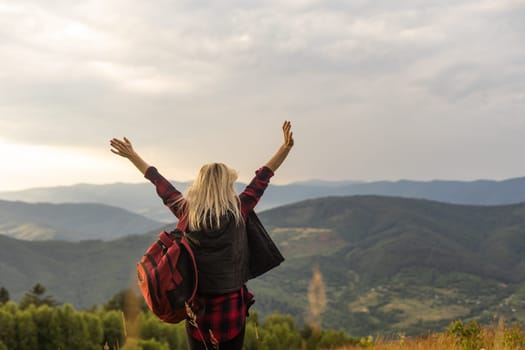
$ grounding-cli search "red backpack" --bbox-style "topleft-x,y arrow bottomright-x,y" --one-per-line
137,229 -> 198,323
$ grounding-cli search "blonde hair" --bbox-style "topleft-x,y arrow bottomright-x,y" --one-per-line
183,163 -> 242,231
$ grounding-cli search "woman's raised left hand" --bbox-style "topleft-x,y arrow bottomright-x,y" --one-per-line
110,137 -> 137,159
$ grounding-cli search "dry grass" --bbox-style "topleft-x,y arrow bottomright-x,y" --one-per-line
335,333 -> 461,350
331,319 -> 525,350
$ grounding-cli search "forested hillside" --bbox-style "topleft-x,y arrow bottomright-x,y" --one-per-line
2,196 -> 525,335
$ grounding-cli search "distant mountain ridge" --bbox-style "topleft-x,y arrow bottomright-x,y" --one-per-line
0,182 -> 186,223
2,176 -> 525,222
0,200 -> 165,241
2,195 -> 525,335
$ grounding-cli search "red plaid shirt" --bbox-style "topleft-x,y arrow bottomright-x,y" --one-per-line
145,165 -> 274,342
189,286 -> 255,343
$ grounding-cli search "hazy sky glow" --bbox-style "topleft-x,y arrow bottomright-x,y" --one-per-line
1,0 -> 524,191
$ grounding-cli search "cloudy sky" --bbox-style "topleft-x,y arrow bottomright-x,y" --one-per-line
1,0 -> 524,191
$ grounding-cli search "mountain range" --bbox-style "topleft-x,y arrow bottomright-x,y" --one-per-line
1,195 -> 525,336
0,200 -> 165,241
3,176 -> 525,222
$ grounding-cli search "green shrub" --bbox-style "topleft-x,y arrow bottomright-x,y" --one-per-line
448,320 -> 483,350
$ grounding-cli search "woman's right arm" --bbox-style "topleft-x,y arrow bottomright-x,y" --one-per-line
264,120 -> 294,172
110,137 -> 185,218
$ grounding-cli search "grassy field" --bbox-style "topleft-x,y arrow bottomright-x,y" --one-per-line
335,319 -> 525,350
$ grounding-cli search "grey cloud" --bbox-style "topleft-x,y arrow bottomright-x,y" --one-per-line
425,63 -> 502,102
1,0 -> 524,181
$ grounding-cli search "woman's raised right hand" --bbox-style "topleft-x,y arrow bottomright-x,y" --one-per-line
282,120 -> 294,149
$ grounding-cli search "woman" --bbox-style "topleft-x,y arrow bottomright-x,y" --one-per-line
110,121 -> 294,350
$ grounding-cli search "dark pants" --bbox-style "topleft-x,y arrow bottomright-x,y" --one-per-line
187,326 -> 245,350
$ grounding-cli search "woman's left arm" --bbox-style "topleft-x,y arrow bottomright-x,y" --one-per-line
144,167 -> 186,218
110,137 -> 185,218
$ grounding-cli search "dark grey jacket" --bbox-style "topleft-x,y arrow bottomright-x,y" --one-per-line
187,214 -> 250,295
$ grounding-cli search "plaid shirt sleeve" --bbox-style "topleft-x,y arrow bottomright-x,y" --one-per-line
239,166 -> 274,220
144,166 -> 186,219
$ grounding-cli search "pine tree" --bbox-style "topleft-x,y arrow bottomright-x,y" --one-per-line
49,305 -> 67,350
83,312 -> 104,350
0,309 -> 16,350
16,309 -> 38,350
260,333 -> 280,350
18,283 -> 57,309
62,304 -> 89,349
1,301 -> 17,315
33,305 -> 54,350
261,314 -> 303,350
105,288 -> 147,318
0,287 -> 9,304
103,310 -> 125,348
